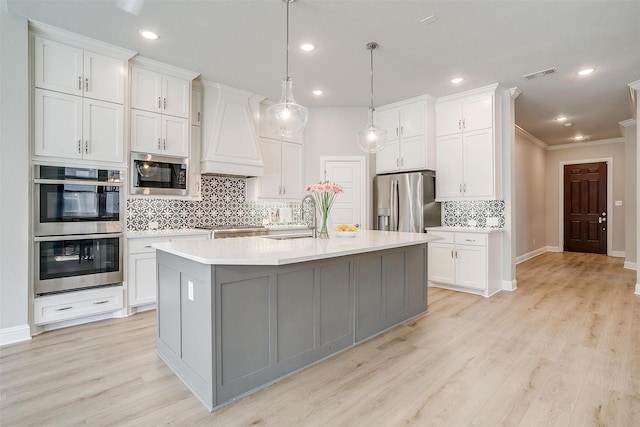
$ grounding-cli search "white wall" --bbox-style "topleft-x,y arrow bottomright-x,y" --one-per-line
621,121 -> 637,268
514,128 -> 547,259
304,107 -> 371,185
0,6 -> 31,344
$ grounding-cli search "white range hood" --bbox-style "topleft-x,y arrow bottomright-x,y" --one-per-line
200,81 -> 264,177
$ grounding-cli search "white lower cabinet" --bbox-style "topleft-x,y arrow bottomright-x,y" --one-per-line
127,232 -> 210,308
33,286 -> 123,325
427,229 -> 503,297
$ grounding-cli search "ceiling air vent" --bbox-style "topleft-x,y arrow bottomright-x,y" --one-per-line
523,67 -> 558,80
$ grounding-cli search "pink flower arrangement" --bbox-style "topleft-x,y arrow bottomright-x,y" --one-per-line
305,181 -> 344,237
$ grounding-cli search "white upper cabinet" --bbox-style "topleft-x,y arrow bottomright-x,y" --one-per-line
191,84 -> 202,126
130,66 -> 191,119
435,84 -> 502,201
246,138 -> 303,200
375,95 -> 435,174
34,37 -> 126,104
34,89 -> 123,163
257,99 -> 303,144
130,109 -> 189,157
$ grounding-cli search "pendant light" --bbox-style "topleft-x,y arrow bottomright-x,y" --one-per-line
357,42 -> 387,153
267,0 -> 308,137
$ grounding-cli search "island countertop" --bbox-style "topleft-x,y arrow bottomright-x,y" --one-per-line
153,229 -> 441,265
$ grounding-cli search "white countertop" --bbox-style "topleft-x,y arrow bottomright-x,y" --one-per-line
153,230 -> 441,266
126,229 -> 211,239
425,226 -> 505,234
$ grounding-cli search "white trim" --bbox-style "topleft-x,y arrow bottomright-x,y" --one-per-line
636,283 -> 640,295
319,156 -> 368,229
558,158 -> 613,256
610,251 -> 625,258
515,247 -> 547,264
502,279 -> 517,291
515,125 -> 548,150
0,324 -> 32,346
546,246 -> 562,253
547,137 -> 625,151
624,261 -> 637,270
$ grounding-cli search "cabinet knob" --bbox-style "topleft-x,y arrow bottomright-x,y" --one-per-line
78,76 -> 82,90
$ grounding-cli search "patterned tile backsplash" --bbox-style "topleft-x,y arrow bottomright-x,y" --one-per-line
127,175 -> 311,231
442,200 -> 505,228
127,176 -> 505,231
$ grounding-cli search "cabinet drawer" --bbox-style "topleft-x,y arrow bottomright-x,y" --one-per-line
455,233 -> 486,246
427,232 -> 454,244
128,237 -> 170,254
34,286 -> 123,325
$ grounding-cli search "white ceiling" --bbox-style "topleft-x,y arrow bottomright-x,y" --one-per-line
6,0 -> 640,146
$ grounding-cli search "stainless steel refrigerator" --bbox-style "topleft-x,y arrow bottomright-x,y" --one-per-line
373,170 -> 441,232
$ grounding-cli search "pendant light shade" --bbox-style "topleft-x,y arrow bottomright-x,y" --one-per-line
357,42 -> 387,153
267,0 -> 308,137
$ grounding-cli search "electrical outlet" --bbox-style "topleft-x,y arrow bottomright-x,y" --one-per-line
188,281 -> 194,301
148,221 -> 158,230
467,219 -> 477,227
486,217 -> 499,227
615,200 -> 623,206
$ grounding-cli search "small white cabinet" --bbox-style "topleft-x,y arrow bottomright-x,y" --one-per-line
127,232 -> 210,308
435,84 -> 502,200
34,88 -> 124,163
426,229 -> 503,297
375,95 -> 435,174
34,36 -> 127,104
246,138 -> 303,200
129,57 -> 199,158
33,286 -> 124,325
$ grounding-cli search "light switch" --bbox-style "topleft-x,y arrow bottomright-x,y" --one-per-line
188,281 -> 194,301
486,217 -> 499,227
467,219 -> 477,227
615,200 -> 623,206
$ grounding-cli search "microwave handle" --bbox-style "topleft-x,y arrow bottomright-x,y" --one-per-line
33,178 -> 123,187
34,232 -> 123,242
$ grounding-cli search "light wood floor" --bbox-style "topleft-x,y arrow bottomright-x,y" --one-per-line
1,252 -> 638,426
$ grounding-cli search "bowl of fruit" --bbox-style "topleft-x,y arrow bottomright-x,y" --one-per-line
334,224 -> 359,237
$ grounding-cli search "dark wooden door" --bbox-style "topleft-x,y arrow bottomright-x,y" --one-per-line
563,162 -> 607,254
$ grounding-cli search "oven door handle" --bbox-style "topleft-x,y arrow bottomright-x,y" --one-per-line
34,233 -> 124,242
34,178 -> 123,187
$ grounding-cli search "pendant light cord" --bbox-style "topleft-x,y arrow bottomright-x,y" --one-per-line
366,42 -> 378,111
285,0 -> 290,79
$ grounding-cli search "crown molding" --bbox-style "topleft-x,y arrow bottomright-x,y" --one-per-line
515,125 -> 548,149
546,137 -> 625,151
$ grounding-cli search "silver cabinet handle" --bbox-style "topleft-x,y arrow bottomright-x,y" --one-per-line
55,306 -> 73,311
157,138 -> 161,149
282,186 -> 285,196
396,127 -> 399,137
163,97 -> 167,109
163,139 -> 166,150
197,111 -> 201,122
462,118 -> 466,129
463,183 -> 467,192
458,119 -> 461,130
158,97 -> 161,108
84,141 -> 89,154
455,250 -> 458,258
459,183 -> 462,193
451,249 -> 454,258
85,78 -> 89,92
396,158 -> 399,167
78,76 -> 82,90
400,126 -> 404,136
93,300 -> 109,305
464,239 -> 476,242
77,140 -> 82,154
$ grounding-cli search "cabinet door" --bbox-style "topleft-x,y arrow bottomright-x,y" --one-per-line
34,89 -> 83,159
82,98 -> 123,163
375,139 -> 400,174
131,109 -> 162,153
191,88 -> 202,126
462,128 -> 494,197
162,115 -> 190,157
436,100 -> 462,137
128,253 -> 157,306
435,134 -> 464,199
427,243 -> 455,284
281,142 -> 303,199
399,135 -> 426,171
83,51 -> 125,104
162,75 -> 190,118
376,108 -> 398,139
189,125 -> 202,197
130,66 -> 162,113
256,138 -> 282,198
34,37 -> 83,97
455,244 -> 486,290
398,101 -> 425,138
462,93 -> 493,132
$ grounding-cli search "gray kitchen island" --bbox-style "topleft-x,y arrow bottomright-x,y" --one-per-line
153,230 -> 440,411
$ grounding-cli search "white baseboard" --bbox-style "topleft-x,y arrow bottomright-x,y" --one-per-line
502,279 -> 517,291
0,324 -> 31,346
516,248 -> 546,264
636,283 -> 640,295
610,250 -> 625,258
624,261 -> 637,270
545,246 -> 562,253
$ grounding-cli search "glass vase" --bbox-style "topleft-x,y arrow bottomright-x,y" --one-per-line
318,208 -> 330,239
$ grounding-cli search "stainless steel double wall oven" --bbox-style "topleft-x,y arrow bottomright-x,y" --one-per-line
33,165 -> 124,296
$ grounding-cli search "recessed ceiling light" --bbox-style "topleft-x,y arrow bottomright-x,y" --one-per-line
556,116 -> 568,122
564,122 -> 573,127
450,77 -> 464,84
312,89 -> 324,95
420,15 -> 438,25
299,43 -> 316,52
139,29 -> 158,40
577,68 -> 595,76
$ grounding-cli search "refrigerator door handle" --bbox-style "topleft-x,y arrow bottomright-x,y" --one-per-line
391,179 -> 399,231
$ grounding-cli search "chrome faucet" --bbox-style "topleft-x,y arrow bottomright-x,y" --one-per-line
301,195 -> 317,238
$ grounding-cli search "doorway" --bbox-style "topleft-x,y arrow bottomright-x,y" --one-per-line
563,161 -> 607,254
320,156 -> 367,229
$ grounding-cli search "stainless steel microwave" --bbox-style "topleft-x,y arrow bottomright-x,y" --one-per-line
131,153 -> 188,196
